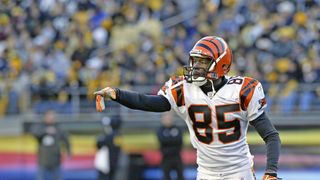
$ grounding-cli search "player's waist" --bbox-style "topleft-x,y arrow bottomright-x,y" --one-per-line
195,142 -> 252,171
194,138 -> 249,153
197,157 -> 252,175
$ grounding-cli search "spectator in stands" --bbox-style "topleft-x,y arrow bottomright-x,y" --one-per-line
157,111 -> 184,180
30,109 -> 71,180
94,116 -> 122,180
1,0 -> 319,114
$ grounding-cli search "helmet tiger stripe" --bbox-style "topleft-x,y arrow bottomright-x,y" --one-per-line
186,36 -> 233,81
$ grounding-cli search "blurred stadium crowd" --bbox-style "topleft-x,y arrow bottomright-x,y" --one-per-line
0,0 -> 319,116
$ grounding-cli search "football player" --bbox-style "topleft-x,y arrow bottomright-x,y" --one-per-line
94,36 -> 281,180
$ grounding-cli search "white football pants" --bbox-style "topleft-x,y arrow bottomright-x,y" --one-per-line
197,168 -> 256,180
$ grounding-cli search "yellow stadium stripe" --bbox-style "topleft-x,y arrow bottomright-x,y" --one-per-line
0,129 -> 319,154
0,135 -> 97,155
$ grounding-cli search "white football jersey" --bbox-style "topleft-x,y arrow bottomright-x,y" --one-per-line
158,76 -> 267,175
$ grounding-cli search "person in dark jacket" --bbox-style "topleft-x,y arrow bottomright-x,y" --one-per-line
31,109 -> 71,180
95,116 -> 122,180
157,111 -> 184,180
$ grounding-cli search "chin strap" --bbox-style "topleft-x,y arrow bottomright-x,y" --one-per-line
210,80 -> 216,95
207,80 -> 216,99
198,80 -> 216,99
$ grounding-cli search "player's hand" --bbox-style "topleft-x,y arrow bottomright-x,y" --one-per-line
94,87 -> 116,112
262,173 -> 278,180
94,87 -> 116,100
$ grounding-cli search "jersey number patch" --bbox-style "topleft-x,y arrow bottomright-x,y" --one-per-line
188,104 -> 241,144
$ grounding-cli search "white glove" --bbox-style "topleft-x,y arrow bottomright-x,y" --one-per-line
94,87 -> 116,112
93,87 -> 116,100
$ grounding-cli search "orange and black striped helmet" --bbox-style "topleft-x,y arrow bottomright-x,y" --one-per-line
184,36 -> 233,82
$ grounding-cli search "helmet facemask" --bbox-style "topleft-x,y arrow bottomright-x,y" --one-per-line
183,55 -> 218,86
183,36 -> 232,86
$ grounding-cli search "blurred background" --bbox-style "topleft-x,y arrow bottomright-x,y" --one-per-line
0,0 -> 319,179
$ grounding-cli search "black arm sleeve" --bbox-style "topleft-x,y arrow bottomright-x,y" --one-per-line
250,112 -> 281,173
113,88 -> 171,112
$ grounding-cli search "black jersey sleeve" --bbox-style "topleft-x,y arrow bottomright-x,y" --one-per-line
250,113 -> 281,173
112,88 -> 171,112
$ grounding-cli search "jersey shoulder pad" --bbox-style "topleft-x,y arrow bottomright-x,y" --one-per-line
239,77 -> 260,111
226,76 -> 245,85
169,76 -> 185,107
160,76 -> 184,93
170,75 -> 185,86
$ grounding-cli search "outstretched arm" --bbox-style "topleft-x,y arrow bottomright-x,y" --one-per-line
94,87 -> 171,112
250,113 -> 281,180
